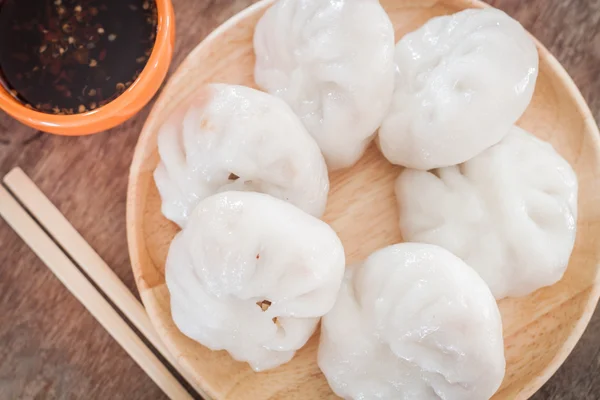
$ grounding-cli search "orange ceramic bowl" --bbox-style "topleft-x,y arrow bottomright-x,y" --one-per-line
0,0 -> 175,136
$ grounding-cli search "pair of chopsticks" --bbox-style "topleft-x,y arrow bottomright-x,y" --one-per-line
0,167 -> 203,400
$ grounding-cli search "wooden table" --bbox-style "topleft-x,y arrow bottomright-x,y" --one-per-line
0,0 -> 598,398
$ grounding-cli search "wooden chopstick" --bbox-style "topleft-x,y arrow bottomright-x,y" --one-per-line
0,184 -> 193,400
3,167 -> 205,398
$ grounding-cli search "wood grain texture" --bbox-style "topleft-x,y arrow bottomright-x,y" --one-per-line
0,184 -> 193,400
0,0 -> 598,399
127,0 -> 600,399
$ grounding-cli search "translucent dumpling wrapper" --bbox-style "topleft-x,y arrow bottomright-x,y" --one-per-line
154,84 -> 329,228
166,191 -> 346,371
254,0 -> 395,170
395,126 -> 578,299
318,243 -> 505,400
379,8 -> 539,170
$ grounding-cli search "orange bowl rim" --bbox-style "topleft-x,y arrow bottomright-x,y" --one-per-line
0,0 -> 175,136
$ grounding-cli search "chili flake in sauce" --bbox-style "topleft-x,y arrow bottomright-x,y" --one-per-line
0,0 -> 158,115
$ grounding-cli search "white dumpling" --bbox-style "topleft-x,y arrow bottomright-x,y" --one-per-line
154,84 -> 329,228
254,0 -> 395,170
318,243 -> 505,400
166,191 -> 345,371
379,8 -> 539,170
395,127 -> 578,299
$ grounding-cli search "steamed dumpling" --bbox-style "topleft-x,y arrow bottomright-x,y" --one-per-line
318,243 -> 505,400
154,84 -> 329,228
395,127 -> 578,299
379,8 -> 539,170
166,191 -> 345,371
254,0 -> 395,170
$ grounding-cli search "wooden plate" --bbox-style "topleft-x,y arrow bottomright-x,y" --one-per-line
127,0 -> 600,398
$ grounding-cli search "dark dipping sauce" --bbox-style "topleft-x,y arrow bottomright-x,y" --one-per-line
0,0 -> 157,115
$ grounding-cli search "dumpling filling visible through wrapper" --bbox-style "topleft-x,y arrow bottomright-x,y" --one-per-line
166,191 -> 345,371
154,84 -> 329,228
254,0 -> 395,170
379,8 -> 539,170
318,243 -> 505,400
395,126 -> 578,299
